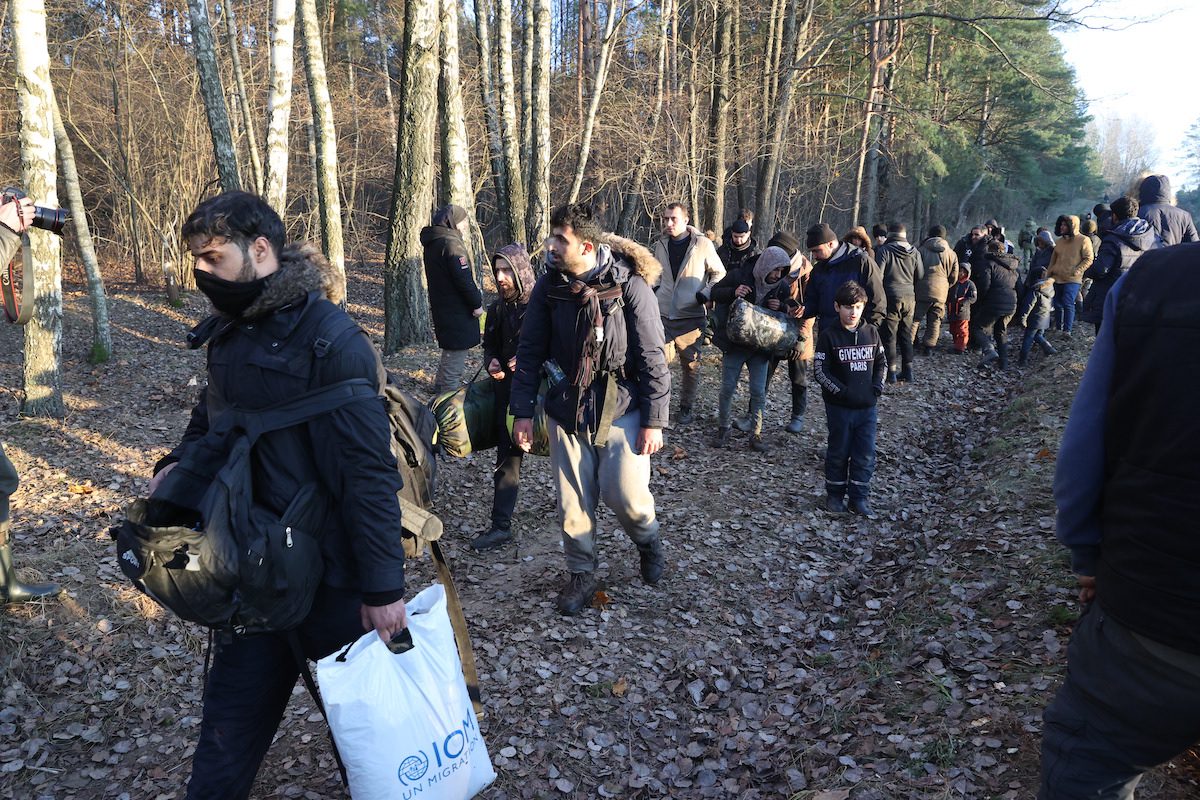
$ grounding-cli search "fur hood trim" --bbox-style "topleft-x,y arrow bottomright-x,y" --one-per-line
598,233 -> 662,286
243,242 -> 343,318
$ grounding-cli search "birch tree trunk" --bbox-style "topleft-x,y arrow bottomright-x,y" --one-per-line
224,0 -> 264,194
701,0 -> 732,233
438,0 -> 485,279
567,0 -> 626,204
298,0 -> 346,296
616,0 -> 668,237
472,0 -> 508,234
526,0 -> 552,248
384,0 -> 437,351
496,0 -> 528,242
13,0 -> 64,417
187,0 -> 241,192
263,0 -> 296,212
52,92 -> 111,363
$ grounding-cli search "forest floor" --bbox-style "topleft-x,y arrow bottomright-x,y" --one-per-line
0,267 -> 1197,800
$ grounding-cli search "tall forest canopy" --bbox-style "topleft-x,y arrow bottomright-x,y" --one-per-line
1,0 -> 1101,320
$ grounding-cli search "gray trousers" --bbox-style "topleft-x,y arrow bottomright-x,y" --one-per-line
913,299 -> 946,348
432,348 -> 470,397
1039,604 -> 1200,799
548,411 -> 659,574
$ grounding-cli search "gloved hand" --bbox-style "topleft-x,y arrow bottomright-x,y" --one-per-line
787,342 -> 805,362
695,291 -> 708,306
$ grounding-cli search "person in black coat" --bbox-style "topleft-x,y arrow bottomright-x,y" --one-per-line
153,191 -> 408,799
1137,174 -> 1198,246
1081,196 -> 1159,333
421,204 -> 484,396
716,217 -> 760,273
970,238 -> 1020,369
802,223 -> 887,332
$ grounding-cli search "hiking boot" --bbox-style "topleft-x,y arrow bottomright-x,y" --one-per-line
1039,339 -> 1057,355
886,368 -> 898,384
1017,352 -> 1029,367
785,414 -> 805,434
977,348 -> 999,368
732,416 -> 751,433
469,527 -> 512,552
825,495 -> 847,514
638,540 -> 666,585
0,544 -> 59,605
997,343 -> 1009,370
749,434 -> 770,453
710,427 -> 733,448
898,364 -> 913,383
556,572 -> 599,616
676,406 -> 695,426
849,498 -> 876,519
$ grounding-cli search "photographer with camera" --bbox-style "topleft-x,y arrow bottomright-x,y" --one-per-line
0,191 -> 60,604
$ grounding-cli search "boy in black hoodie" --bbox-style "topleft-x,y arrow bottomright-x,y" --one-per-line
814,281 -> 887,519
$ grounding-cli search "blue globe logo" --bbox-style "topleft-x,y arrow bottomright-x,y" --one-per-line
398,751 -> 429,785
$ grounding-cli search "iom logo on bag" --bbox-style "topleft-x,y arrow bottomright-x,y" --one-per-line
397,713 -> 483,793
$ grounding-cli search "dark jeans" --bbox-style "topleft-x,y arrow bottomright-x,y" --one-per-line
1020,327 -> 1050,361
823,403 -> 877,500
186,585 -> 366,800
765,356 -> 809,417
490,379 -> 522,531
1039,604 -> 1200,799
880,295 -> 916,371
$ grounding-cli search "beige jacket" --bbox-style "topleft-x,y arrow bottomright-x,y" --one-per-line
653,227 -> 726,320
1047,215 -> 1095,285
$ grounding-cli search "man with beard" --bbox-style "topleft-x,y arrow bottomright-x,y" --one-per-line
716,217 -> 759,273
150,191 -> 408,799
802,222 -> 887,334
472,243 -> 536,551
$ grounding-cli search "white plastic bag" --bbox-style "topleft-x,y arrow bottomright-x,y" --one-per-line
316,583 -> 496,800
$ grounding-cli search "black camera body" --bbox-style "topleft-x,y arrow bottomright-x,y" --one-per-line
1,186 -> 68,235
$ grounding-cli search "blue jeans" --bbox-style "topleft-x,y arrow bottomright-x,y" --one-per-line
718,350 -> 770,434
1052,283 -> 1081,332
823,403 -> 877,500
1021,327 -> 1049,361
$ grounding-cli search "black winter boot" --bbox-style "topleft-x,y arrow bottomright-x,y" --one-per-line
676,406 -> 695,426
556,572 -> 599,616
637,539 -> 666,585
825,495 -> 847,514
997,343 -> 1009,370
898,363 -> 914,383
849,498 -> 876,520
470,527 -> 513,552
0,543 -> 59,605
1039,339 -> 1057,355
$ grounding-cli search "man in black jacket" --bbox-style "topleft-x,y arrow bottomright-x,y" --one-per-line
1081,195 -> 1158,333
1137,174 -> 1198,246
421,204 -> 484,396
1041,242 -> 1200,798
151,192 -> 408,799
971,238 -> 1020,369
802,223 -> 887,333
510,203 -> 670,616
716,217 -> 759,273
0,194 -> 59,605
876,222 -> 924,382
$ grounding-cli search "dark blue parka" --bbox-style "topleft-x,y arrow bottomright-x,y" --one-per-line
420,223 -> 484,350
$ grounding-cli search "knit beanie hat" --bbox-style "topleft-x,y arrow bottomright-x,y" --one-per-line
731,218 -> 751,234
805,223 -> 837,249
768,230 -> 801,256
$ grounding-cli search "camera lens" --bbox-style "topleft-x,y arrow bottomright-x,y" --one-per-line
31,205 -> 68,235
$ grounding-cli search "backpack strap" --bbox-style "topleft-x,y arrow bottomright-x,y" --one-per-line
429,539 -> 484,719
226,379 -> 377,442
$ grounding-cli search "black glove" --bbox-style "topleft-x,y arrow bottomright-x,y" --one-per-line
695,291 -> 708,306
873,386 -> 883,397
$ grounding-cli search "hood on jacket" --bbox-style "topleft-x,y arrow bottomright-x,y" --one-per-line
880,238 -> 916,254
1055,214 -> 1080,238
419,223 -> 464,248
1108,217 -> 1158,252
920,237 -> 948,252
985,250 -> 1020,272
243,242 -> 342,318
492,243 -> 535,305
826,241 -> 864,266
1138,174 -> 1173,206
598,233 -> 662,286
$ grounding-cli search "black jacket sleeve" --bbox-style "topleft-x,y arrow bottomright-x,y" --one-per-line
443,242 -> 484,310
623,275 -> 671,428
861,257 -> 887,325
310,331 -> 406,605
510,277 -> 552,419
481,299 -> 501,366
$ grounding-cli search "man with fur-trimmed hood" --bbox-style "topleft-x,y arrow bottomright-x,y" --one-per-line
510,203 -> 670,616
472,243 -> 537,552
148,192 -> 408,797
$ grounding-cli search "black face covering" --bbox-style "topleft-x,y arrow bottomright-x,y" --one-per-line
194,270 -> 268,317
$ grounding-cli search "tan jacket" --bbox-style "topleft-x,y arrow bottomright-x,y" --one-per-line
653,227 -> 726,320
1047,215 -> 1095,285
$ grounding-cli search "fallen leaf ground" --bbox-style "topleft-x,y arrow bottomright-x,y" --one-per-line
1,271 -> 1196,799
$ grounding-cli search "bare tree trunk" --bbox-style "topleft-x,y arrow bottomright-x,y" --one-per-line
685,2 -> 701,220
376,1 -> 396,127
264,0 -> 296,212
701,0 -> 732,233
187,0 -> 241,192
13,0 -> 64,417
496,0 -> 528,241
384,0 -> 437,351
439,0 -> 485,279
526,0 -> 552,248
755,0 -> 808,231
223,0 -> 263,194
51,92 -> 111,363
298,0 -> 346,295
473,0 -> 508,234
616,0 -> 669,238
520,0 -> 534,195
852,0 -> 903,227
567,0 -> 628,204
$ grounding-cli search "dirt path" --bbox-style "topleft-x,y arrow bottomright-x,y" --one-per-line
1,280 -> 1195,799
